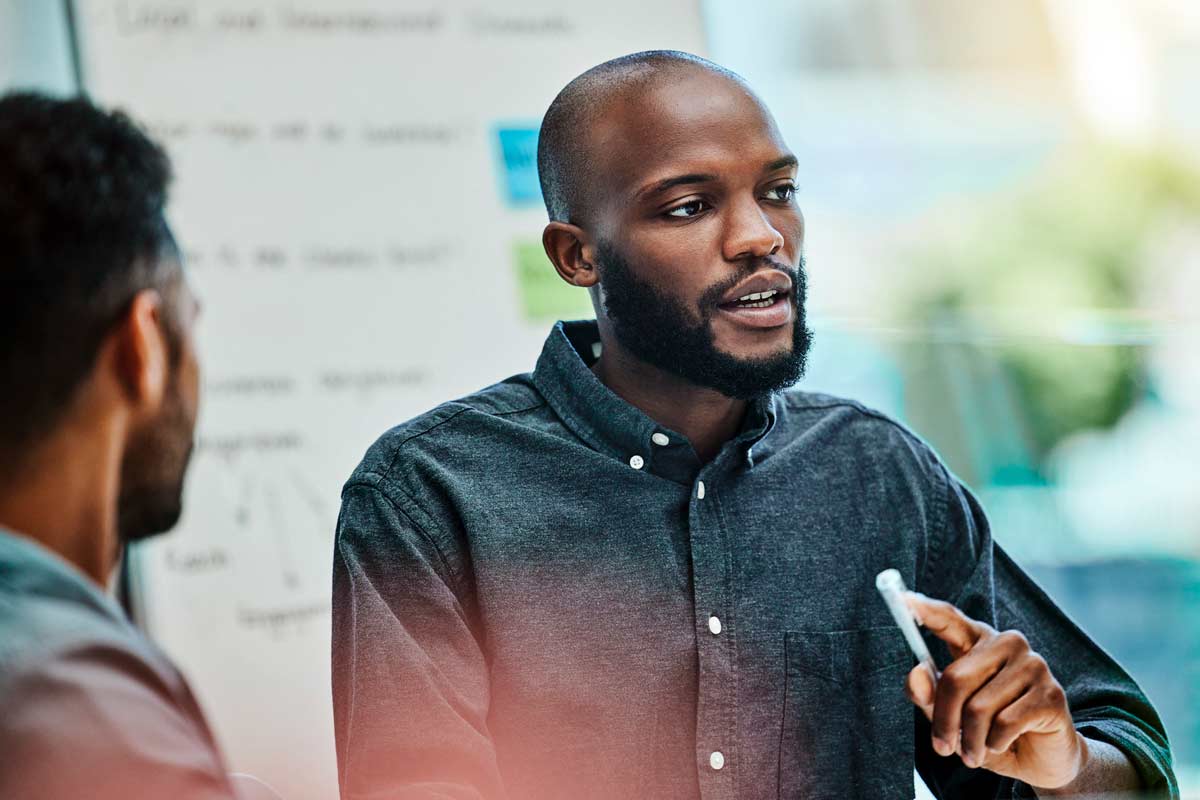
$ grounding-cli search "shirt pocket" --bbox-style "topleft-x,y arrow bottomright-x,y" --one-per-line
778,627 -> 915,800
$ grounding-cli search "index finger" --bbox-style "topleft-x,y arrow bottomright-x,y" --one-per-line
905,593 -> 989,657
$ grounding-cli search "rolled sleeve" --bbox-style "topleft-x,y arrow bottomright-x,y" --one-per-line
918,466 -> 1178,799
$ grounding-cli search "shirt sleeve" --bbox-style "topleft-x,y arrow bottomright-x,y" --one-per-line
0,640 -> 240,800
915,466 -> 1179,800
331,481 -> 507,800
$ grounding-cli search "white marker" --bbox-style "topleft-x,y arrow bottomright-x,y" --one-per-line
876,568 -> 939,683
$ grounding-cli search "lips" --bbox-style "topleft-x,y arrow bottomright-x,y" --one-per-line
718,269 -> 793,308
715,270 -> 794,330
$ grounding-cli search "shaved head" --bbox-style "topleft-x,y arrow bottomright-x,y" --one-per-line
536,50 -> 748,224
538,51 -> 810,400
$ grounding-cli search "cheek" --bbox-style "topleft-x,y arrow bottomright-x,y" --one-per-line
180,346 -> 201,423
628,225 -> 726,300
771,207 -> 804,254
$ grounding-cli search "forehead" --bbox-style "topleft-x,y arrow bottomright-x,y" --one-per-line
587,69 -> 790,199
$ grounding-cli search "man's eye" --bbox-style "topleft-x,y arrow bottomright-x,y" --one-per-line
665,199 -> 709,218
766,183 -> 797,202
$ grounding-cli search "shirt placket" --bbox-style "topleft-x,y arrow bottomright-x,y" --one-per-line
689,467 -> 737,800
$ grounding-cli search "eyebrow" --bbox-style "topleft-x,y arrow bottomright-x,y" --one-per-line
638,172 -> 718,201
766,154 -> 799,172
636,154 -> 800,201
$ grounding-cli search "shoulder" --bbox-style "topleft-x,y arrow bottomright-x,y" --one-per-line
345,372 -> 546,491
0,618 -> 225,777
0,630 -> 230,796
777,389 -> 932,447
772,389 -> 950,484
0,571 -> 128,673
0,561 -> 197,719
0,587 -> 184,711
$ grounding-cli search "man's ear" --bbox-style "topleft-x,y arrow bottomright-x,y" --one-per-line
113,289 -> 169,410
542,222 -> 600,289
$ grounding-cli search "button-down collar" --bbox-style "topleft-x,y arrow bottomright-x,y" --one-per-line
532,320 -> 777,484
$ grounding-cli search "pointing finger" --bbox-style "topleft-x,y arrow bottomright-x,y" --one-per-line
905,593 -> 991,658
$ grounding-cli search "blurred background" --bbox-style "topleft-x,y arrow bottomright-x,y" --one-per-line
2,1 -> 1197,798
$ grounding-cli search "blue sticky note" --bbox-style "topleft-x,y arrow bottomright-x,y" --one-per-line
495,126 -> 542,207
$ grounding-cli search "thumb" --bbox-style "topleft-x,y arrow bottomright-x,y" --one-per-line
905,662 -> 936,721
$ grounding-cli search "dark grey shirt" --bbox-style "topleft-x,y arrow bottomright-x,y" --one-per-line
0,528 -> 243,799
332,320 -> 1175,800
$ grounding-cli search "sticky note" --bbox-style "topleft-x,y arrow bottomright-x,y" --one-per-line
512,239 -> 593,322
495,126 -> 542,207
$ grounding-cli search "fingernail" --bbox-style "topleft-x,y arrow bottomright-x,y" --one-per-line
933,737 -> 950,756
962,753 -> 977,769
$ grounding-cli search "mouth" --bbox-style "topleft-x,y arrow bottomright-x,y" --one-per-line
716,288 -> 793,329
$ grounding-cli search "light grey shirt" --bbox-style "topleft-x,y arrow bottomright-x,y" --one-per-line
0,527 -> 257,799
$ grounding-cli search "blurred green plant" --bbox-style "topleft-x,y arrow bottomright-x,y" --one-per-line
901,145 -> 1200,475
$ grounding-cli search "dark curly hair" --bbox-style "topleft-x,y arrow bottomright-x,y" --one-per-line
0,91 -> 179,454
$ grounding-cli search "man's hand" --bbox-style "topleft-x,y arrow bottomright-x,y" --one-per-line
904,593 -> 1087,791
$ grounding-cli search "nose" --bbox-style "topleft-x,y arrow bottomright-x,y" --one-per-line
722,196 -> 784,262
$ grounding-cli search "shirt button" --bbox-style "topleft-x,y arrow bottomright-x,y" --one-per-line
629,455 -> 644,470
651,432 -> 670,446
708,615 -> 722,635
697,480 -> 706,499
710,751 -> 725,770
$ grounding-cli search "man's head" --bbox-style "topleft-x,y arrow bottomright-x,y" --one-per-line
538,51 -> 811,399
0,92 -> 200,544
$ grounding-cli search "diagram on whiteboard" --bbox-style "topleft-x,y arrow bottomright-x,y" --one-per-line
73,2 -> 706,797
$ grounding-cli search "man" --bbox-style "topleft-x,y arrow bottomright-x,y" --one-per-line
0,93 -> 272,799
332,52 -> 1175,799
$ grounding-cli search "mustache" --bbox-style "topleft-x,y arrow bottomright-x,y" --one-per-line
697,255 -> 806,310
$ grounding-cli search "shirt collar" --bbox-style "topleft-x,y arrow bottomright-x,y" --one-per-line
532,320 -> 778,483
0,526 -> 128,626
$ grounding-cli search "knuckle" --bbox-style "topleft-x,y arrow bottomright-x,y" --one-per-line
999,629 -> 1029,650
1043,682 -> 1067,707
938,668 -> 965,694
1025,652 -> 1050,678
993,705 -> 1018,729
986,726 -> 1011,750
964,697 -> 989,719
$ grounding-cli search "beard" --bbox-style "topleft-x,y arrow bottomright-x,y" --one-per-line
116,371 -> 195,544
594,240 -> 813,400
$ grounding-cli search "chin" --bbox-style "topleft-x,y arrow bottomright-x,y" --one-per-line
716,331 -> 794,363
117,488 -> 185,543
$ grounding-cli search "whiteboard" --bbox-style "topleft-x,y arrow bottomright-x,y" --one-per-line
72,3 -> 705,798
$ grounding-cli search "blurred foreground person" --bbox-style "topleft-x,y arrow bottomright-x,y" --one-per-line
332,53 -> 1176,799
0,92 -> 276,800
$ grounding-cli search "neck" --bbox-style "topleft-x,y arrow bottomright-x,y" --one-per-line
0,421 -> 123,588
591,331 -> 747,464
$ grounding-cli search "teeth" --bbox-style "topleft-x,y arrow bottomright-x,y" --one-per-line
736,289 -> 778,303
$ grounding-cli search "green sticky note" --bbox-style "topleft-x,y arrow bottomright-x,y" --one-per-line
512,240 -> 594,322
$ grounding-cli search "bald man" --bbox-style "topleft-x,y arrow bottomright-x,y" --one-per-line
331,52 -> 1175,799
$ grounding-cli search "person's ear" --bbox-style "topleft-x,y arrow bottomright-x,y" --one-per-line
542,222 -> 600,289
113,290 -> 169,411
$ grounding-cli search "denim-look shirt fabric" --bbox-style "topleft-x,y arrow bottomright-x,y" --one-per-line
332,320 -> 1176,800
